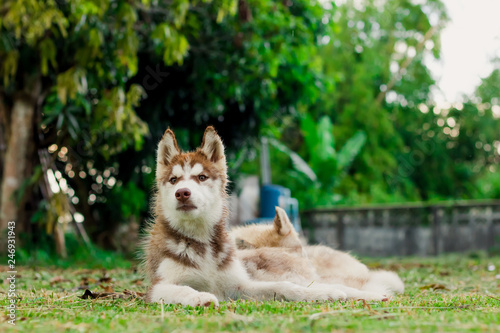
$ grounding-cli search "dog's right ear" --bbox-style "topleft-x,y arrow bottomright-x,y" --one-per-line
156,128 -> 180,173
274,206 -> 294,236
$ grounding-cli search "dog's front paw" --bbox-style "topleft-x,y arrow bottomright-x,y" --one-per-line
344,290 -> 388,301
184,292 -> 219,307
354,291 -> 388,301
323,288 -> 347,301
302,286 -> 347,301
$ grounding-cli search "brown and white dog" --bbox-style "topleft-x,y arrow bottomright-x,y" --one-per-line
231,207 -> 404,297
143,126 -> 362,307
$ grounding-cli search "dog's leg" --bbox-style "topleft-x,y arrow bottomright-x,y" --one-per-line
320,283 -> 388,301
148,283 -> 219,307
236,280 -> 347,302
362,270 -> 405,296
221,260 -> 346,301
242,279 -> 386,302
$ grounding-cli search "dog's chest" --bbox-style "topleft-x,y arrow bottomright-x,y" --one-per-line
165,232 -> 232,267
158,244 -> 214,287
157,237 -> 235,296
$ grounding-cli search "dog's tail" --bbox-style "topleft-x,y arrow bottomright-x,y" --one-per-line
362,270 -> 404,296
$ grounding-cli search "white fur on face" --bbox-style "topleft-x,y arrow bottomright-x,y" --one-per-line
159,161 -> 224,242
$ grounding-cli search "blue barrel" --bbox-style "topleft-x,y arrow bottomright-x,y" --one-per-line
260,185 -> 291,218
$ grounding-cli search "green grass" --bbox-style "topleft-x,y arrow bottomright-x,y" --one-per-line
2,254 -> 500,332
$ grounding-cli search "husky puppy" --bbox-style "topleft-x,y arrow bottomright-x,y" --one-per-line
143,127 -> 356,306
231,207 -> 404,296
232,208 -> 394,299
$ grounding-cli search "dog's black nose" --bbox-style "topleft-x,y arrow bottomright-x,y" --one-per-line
175,188 -> 191,202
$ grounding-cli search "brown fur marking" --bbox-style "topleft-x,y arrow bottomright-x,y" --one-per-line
145,216 -> 208,279
210,211 -> 235,269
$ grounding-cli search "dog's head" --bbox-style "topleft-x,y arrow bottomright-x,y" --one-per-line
231,207 -> 306,256
155,126 -> 228,239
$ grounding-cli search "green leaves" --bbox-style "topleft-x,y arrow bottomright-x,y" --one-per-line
111,181 -> 147,220
2,0 -> 68,45
117,31 -> 139,75
56,68 -> 87,105
39,38 -> 57,75
337,131 -> 367,172
43,91 -> 86,140
267,114 -> 367,208
0,50 -> 18,85
152,23 -> 190,65
93,85 -> 149,155
0,0 -> 66,83
268,138 -> 317,182
300,114 -> 366,187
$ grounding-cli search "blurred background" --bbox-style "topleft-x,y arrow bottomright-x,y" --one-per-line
1,0 -> 499,263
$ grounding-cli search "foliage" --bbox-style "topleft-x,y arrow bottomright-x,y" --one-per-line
0,0 -> 333,247
268,114 -> 366,208
108,181 -> 148,220
390,61 -> 500,201
2,0 -> 500,255
237,0 -> 451,207
17,232 -> 132,269
474,171 -> 500,200
244,0 -> 499,207
301,0 -> 447,202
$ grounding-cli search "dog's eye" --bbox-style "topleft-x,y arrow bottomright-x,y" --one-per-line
198,175 -> 208,181
169,177 -> 177,184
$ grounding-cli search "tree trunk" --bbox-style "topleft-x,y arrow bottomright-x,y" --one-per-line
0,94 -> 10,187
0,78 -> 41,232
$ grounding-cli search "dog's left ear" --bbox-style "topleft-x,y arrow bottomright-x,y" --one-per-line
274,206 -> 294,236
200,126 -> 226,165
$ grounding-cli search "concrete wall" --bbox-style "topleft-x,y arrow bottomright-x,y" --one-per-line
309,224 -> 500,256
306,205 -> 500,256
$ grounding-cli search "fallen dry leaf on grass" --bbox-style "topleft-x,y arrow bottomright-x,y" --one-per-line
74,269 -> 94,275
361,299 -> 372,310
79,289 -> 118,300
419,283 -> 449,291
50,276 -> 71,286
100,284 -> 115,293
123,289 -> 146,298
1,315 -> 27,322
79,289 -> 145,300
80,277 -> 98,287
132,278 -> 144,285
99,275 -> 113,284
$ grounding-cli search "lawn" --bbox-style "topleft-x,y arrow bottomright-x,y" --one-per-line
2,253 -> 500,332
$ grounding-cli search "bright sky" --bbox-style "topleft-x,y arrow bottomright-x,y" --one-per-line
429,0 -> 500,105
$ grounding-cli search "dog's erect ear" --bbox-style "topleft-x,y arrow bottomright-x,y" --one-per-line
200,126 -> 226,164
157,128 -> 180,171
274,206 -> 294,236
